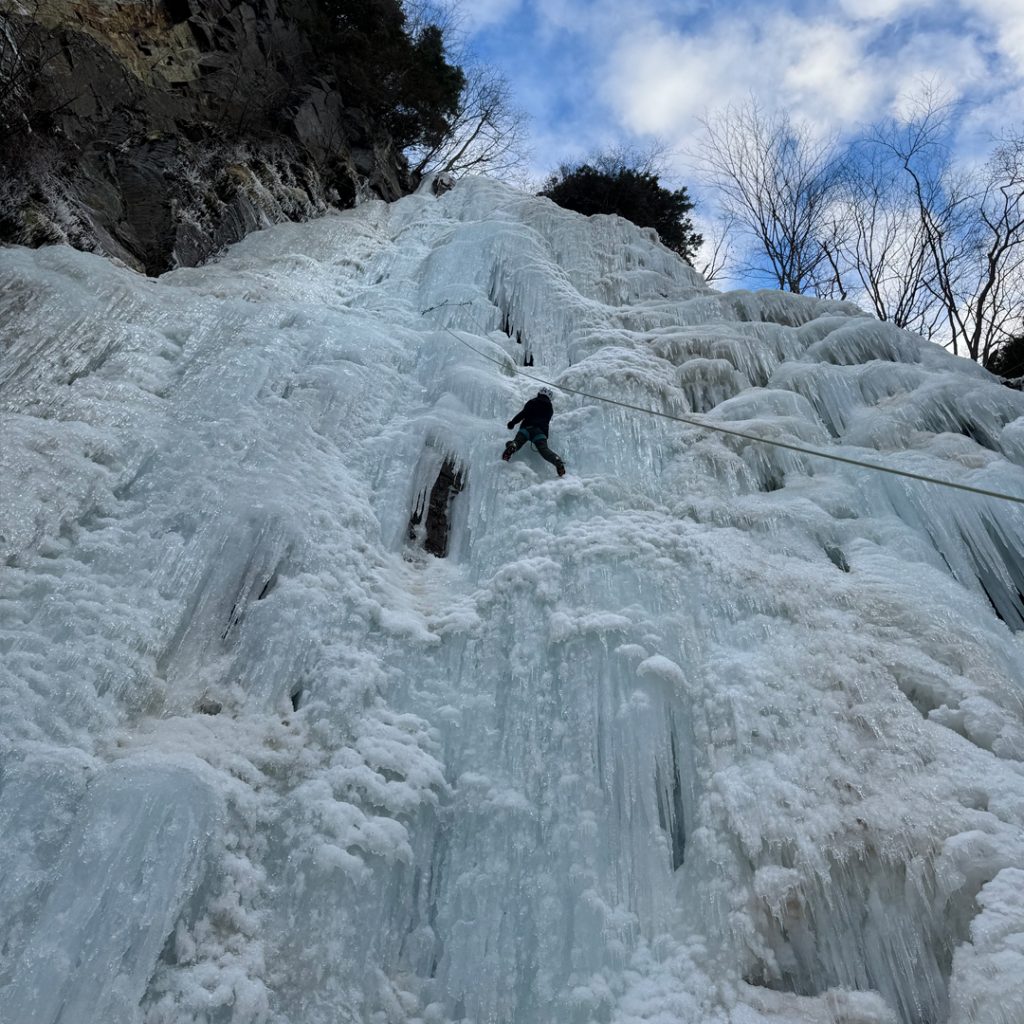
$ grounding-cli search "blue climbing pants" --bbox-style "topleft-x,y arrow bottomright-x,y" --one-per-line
507,425 -> 564,469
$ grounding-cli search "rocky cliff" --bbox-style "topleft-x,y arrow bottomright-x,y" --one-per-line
0,0 -> 414,274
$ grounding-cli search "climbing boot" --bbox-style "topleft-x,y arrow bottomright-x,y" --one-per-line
502,442 -> 516,462
556,462 -> 566,477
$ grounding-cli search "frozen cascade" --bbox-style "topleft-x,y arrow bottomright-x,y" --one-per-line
1,176 -> 1024,1024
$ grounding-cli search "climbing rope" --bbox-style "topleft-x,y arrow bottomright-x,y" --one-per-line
420,302 -> 1024,507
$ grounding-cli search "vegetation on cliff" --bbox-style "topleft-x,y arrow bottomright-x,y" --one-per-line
298,0 -> 464,152
0,0 -> 474,272
540,153 -> 703,264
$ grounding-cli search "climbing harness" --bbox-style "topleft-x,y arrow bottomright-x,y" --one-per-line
420,301 -> 1024,507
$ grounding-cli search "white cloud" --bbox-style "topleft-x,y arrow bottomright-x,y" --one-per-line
883,31 -> 991,119
603,13 -> 887,146
602,3 -> 1017,156
534,0 -> 674,36
464,0 -> 1024,188
458,0 -> 524,31
602,25 -> 707,136
963,0 -> 1024,65
776,19 -> 883,123
955,80 -> 1024,158
835,0 -> 938,20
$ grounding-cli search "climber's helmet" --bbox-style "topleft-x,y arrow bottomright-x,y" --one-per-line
538,387 -> 553,400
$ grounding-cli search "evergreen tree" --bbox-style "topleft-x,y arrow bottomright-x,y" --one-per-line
300,0 -> 464,151
985,333 -> 1024,379
540,159 -> 702,262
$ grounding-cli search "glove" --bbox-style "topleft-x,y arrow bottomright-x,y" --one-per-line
506,421 -> 515,430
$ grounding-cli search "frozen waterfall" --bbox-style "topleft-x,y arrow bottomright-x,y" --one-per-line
2,177 -> 1024,1024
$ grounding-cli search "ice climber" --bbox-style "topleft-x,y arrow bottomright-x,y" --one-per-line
503,387 -> 566,476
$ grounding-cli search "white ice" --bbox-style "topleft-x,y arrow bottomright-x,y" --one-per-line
1,176 -> 1024,1024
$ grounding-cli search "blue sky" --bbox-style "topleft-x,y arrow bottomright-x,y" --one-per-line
459,0 -> 1024,187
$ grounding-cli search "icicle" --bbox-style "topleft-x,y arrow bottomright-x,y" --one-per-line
3,175 -> 1024,1024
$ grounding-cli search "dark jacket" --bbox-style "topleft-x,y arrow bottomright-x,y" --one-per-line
509,394 -> 553,433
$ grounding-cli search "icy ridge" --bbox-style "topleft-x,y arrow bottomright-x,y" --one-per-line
1,176 -> 1023,1024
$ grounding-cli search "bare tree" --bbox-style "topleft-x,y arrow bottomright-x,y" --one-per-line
694,212 -> 736,285
817,142 -> 943,337
408,62 -> 529,179
588,140 -> 673,178
973,136 -> 1024,364
400,0 -> 529,181
875,95 -> 1024,361
698,89 -> 1024,364
697,100 -> 844,293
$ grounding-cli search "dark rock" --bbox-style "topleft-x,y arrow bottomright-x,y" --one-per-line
825,545 -> 850,573
0,0 -> 415,274
407,457 -> 466,559
432,171 -> 456,195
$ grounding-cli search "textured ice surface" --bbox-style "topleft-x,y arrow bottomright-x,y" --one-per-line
1,762 -> 216,1024
2,177 -> 1024,1024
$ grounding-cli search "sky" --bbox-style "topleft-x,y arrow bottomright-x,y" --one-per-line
459,0 -> 1024,191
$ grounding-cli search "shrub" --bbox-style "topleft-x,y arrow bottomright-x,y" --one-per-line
540,159 -> 702,262
986,334 -> 1024,379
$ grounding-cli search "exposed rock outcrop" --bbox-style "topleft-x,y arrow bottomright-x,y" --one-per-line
0,0 -> 413,274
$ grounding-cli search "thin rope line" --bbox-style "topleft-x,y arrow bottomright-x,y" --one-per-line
422,303 -> 1024,507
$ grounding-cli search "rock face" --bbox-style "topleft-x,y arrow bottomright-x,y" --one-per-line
0,0 -> 413,274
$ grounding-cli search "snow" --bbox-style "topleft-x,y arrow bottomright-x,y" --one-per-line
1,175 -> 1024,1024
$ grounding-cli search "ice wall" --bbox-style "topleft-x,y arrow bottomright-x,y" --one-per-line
2,177 -> 1024,1024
